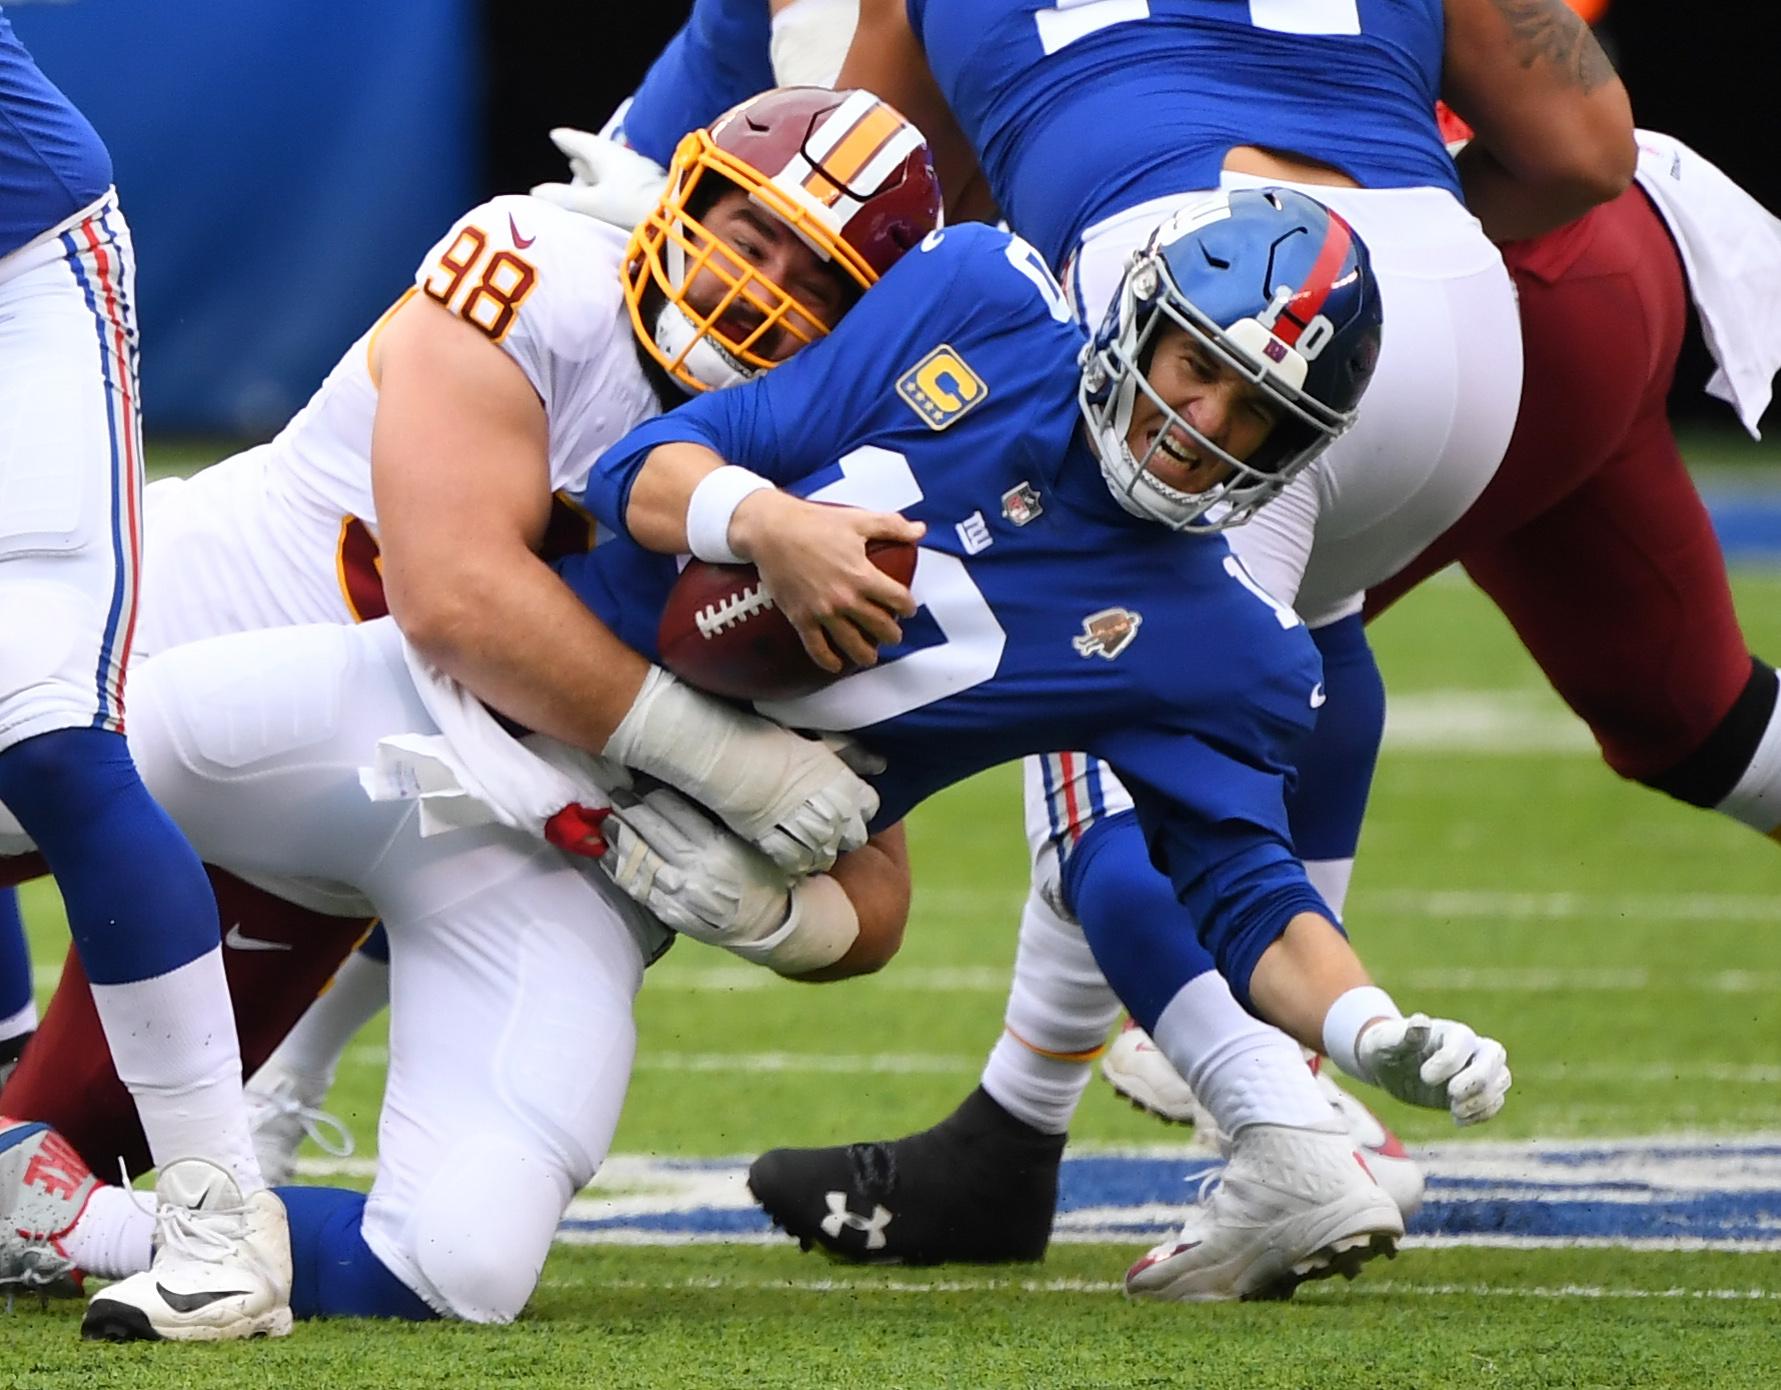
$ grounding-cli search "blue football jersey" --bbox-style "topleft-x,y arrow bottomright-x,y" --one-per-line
614,0 -> 772,166
566,224 -> 1328,914
0,7 -> 111,257
908,0 -> 1457,266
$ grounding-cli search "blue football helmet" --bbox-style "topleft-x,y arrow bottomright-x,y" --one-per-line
1079,187 -> 1384,531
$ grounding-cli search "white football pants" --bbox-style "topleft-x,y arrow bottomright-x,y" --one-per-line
122,616 -> 662,1322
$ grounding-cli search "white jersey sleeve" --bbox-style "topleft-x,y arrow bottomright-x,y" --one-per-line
413,195 -> 663,494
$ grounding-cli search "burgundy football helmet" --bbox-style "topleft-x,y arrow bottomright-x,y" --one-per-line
623,86 -> 942,392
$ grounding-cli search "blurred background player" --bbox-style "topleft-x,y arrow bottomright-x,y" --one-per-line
0,6 -> 291,1342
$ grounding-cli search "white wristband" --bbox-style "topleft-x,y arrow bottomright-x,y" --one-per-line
686,465 -> 774,565
1322,985 -> 1402,1084
727,873 -> 860,976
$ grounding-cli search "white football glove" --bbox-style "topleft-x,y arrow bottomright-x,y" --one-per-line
602,666 -> 877,875
598,785 -> 860,975
1357,1014 -> 1512,1127
529,127 -> 669,231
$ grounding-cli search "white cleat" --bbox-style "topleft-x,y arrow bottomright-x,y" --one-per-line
1099,1018 -> 1214,1135
1309,1056 -> 1425,1220
1101,1020 -> 1425,1220
1124,1122 -> 1403,1303
81,1159 -> 293,1342
0,1116 -> 93,1300
246,1065 -> 354,1187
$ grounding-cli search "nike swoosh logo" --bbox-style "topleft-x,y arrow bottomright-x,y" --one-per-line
1309,682 -> 1327,708
508,212 -> 535,249
155,1282 -> 254,1313
224,924 -> 292,952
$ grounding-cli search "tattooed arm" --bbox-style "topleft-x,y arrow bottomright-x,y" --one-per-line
1443,0 -> 1635,242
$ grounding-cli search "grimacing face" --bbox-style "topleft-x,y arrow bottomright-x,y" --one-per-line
1123,320 -> 1283,493
679,188 -> 854,363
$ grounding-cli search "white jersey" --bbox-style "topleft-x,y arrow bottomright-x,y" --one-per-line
135,196 -> 662,656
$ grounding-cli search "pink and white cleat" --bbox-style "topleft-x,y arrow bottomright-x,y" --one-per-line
1124,1121 -> 1403,1302
1101,1020 -> 1425,1220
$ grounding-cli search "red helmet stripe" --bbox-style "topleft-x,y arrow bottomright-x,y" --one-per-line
1271,211 -> 1354,347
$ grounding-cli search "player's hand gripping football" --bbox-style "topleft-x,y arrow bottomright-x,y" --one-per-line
602,667 -> 877,874
529,127 -> 668,231
729,491 -> 926,673
1357,1014 -> 1512,1126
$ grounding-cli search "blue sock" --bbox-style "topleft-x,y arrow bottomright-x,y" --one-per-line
0,728 -> 218,985
1065,813 -> 1221,1035
277,1186 -> 436,1321
1286,614 -> 1386,861
0,886 -> 31,1028
357,923 -> 390,964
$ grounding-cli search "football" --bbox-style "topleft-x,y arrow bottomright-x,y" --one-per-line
657,540 -> 919,702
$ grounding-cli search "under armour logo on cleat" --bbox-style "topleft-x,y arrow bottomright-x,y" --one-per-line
819,1191 -> 893,1250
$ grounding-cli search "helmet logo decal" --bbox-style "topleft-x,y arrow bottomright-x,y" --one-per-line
1258,213 -> 1354,349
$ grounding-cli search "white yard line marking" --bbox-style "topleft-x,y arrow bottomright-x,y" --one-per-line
332,1044 -> 1781,1085
34,953 -> 1781,1000
534,1272 -> 1781,1301
1382,691 -> 1596,755
293,1132 -> 1781,1182
1355,889 -> 1781,924
641,963 -> 1781,994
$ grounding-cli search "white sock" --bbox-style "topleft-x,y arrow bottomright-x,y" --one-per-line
0,996 -> 36,1044
61,1183 -> 156,1280
1304,857 -> 1355,920
1151,972 -> 1335,1136
1715,678 -> 1781,836
253,943 -> 390,1095
89,947 -> 265,1194
979,888 -> 1120,1135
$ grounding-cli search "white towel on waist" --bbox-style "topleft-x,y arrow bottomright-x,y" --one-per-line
1634,130 -> 1781,438
358,636 -> 627,839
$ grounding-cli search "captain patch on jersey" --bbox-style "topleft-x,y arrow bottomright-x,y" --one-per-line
897,345 -> 989,429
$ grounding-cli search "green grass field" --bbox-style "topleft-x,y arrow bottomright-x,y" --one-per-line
7,453 -> 1781,1385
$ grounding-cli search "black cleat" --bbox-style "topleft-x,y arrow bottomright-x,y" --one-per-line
748,1087 -> 1065,1264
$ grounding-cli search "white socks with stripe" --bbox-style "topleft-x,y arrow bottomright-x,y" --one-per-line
980,887 -> 1120,1135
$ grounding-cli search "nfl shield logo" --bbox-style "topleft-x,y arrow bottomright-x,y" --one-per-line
1072,607 -> 1142,660
1001,482 -> 1043,526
